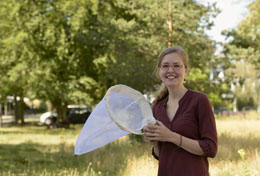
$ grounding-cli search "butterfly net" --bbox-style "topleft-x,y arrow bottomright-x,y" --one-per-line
105,84 -> 155,134
75,84 -> 155,155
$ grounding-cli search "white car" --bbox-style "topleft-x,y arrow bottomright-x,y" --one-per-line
40,112 -> 57,125
40,105 -> 91,125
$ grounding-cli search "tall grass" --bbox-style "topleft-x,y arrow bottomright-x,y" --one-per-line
0,115 -> 260,176
210,116 -> 260,176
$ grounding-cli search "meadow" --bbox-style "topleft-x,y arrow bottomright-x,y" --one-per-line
0,112 -> 260,176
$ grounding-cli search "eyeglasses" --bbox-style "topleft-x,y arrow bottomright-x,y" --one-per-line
159,63 -> 184,71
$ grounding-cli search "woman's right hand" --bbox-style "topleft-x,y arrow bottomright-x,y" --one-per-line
143,123 -> 158,145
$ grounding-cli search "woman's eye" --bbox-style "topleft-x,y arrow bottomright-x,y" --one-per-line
162,65 -> 169,68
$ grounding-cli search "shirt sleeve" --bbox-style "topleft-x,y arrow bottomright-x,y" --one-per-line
197,94 -> 218,158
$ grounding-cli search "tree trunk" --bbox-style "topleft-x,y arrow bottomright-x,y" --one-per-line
4,103 -> 7,115
47,102 -> 53,112
233,97 -> 237,113
0,104 -> 2,127
56,104 -> 69,128
257,89 -> 260,113
168,0 -> 173,47
14,94 -> 19,124
18,96 -> 25,125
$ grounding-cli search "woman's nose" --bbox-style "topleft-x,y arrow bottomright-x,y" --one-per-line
167,65 -> 175,71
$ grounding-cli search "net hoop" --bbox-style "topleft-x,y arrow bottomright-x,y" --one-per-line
104,84 -> 154,135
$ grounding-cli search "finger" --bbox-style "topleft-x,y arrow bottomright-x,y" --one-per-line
146,123 -> 155,128
144,124 -> 153,129
145,132 -> 158,138
143,125 -> 154,131
153,129 -> 160,134
144,136 -> 154,142
150,127 -> 160,134
149,136 -> 159,142
143,127 -> 149,132
156,120 -> 164,126
144,126 -> 157,132
143,128 -> 153,133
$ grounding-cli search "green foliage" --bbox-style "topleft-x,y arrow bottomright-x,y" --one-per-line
0,0 -> 221,119
223,0 -> 260,111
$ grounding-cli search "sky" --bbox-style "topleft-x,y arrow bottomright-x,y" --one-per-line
197,0 -> 254,43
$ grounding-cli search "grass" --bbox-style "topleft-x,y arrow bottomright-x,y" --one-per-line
210,116 -> 260,176
0,114 -> 260,176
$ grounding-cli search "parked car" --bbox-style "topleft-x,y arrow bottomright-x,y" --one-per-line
40,105 -> 91,125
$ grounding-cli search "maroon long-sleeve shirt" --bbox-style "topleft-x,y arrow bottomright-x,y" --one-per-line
152,89 -> 218,176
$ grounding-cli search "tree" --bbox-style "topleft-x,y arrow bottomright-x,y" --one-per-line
0,0 -> 100,123
101,0 -> 220,105
0,0 -> 220,125
0,0 -> 32,124
223,0 -> 260,112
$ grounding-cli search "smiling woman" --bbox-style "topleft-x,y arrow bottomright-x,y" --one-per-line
143,46 -> 218,176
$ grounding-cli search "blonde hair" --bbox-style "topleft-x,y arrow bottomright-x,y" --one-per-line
152,46 -> 189,105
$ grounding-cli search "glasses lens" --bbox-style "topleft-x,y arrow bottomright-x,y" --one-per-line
160,64 -> 183,71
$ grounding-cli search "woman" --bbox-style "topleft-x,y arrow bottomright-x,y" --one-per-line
143,46 -> 218,176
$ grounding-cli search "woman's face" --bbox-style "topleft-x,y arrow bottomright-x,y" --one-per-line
159,52 -> 187,88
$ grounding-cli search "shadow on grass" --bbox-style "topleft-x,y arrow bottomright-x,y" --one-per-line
0,125 -> 81,136
0,137 -> 150,176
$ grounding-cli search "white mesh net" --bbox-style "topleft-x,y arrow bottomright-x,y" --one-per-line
74,84 -> 155,155
105,84 -> 155,134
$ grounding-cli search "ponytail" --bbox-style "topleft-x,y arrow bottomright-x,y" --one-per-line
152,84 -> 168,106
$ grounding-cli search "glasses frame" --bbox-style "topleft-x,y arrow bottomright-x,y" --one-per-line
159,63 -> 184,71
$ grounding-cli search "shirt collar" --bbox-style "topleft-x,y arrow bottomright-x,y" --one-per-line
161,89 -> 190,107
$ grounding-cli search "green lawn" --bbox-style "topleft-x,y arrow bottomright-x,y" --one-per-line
0,115 -> 260,176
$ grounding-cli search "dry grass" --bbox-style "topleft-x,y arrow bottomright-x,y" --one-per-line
0,115 -> 260,176
209,117 -> 260,176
